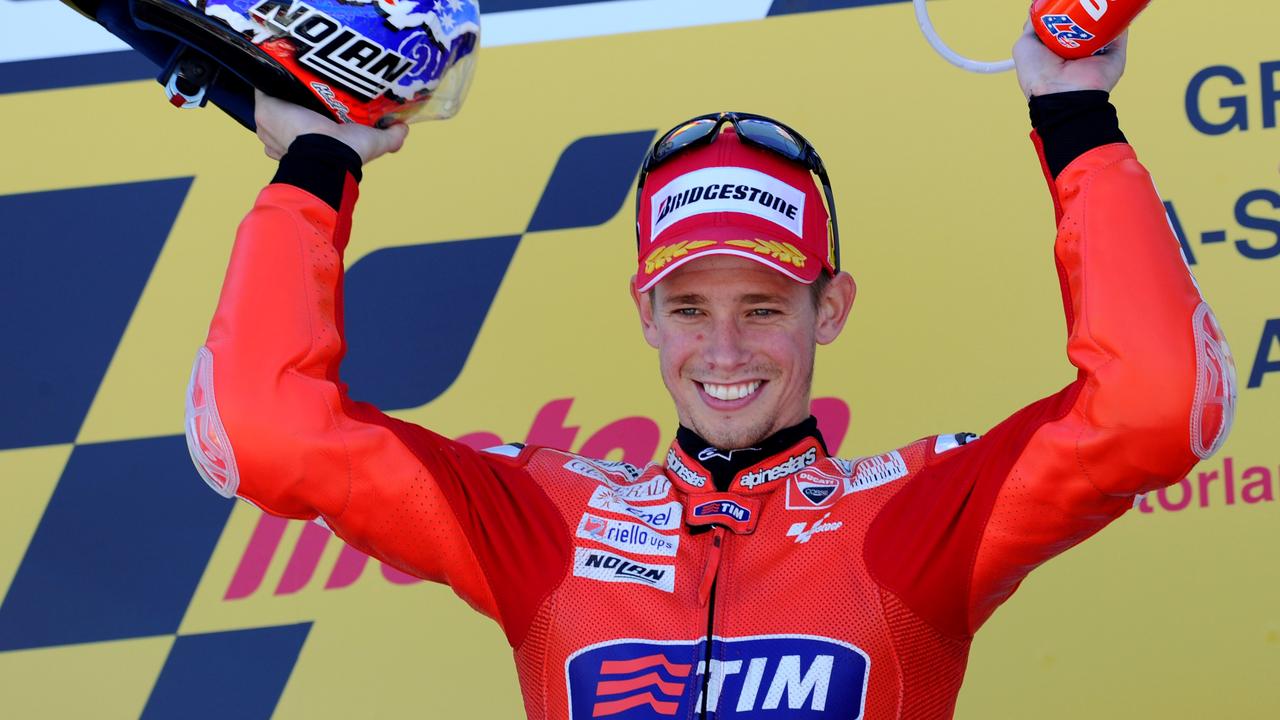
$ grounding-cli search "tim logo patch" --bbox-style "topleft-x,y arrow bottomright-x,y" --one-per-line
565,635 -> 869,719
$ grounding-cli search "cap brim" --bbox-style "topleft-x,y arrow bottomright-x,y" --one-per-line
636,225 -> 823,293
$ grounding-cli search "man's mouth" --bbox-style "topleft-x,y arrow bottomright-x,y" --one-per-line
698,380 -> 764,402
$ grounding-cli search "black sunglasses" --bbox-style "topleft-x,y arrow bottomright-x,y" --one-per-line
635,111 -> 841,272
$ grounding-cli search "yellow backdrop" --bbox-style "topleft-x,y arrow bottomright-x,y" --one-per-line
0,1 -> 1276,717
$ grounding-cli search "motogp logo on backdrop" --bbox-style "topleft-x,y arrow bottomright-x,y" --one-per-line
565,635 -> 870,719
1039,14 -> 1096,49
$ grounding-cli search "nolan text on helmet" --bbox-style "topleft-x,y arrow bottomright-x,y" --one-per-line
250,0 -> 414,101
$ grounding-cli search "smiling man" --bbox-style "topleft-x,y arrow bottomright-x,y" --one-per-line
186,25 -> 1235,720
629,111 -> 856,456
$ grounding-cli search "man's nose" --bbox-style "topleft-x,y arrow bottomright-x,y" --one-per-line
702,316 -> 751,370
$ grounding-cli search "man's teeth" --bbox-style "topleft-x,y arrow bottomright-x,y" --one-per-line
703,381 -> 762,401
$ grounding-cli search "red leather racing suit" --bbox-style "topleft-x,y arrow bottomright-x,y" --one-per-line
185,128 -> 1234,718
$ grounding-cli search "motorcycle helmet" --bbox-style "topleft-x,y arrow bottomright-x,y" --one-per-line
60,0 -> 480,129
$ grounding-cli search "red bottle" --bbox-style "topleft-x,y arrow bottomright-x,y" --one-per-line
1030,0 -> 1152,59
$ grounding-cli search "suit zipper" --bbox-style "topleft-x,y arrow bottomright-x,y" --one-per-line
698,527 -> 726,719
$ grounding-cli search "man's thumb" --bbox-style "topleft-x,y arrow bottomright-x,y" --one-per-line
384,123 -> 409,154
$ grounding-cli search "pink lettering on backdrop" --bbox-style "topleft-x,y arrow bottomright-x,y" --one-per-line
1158,478 -> 1193,512
455,431 -> 502,450
326,544 -> 372,590
275,522 -> 331,595
1222,458 -> 1237,505
226,515 -> 424,599
524,398 -> 579,449
579,416 -> 662,465
382,564 -> 422,585
1241,466 -> 1275,504
1193,459 -> 1239,508
224,514 -> 288,600
811,397 -> 850,456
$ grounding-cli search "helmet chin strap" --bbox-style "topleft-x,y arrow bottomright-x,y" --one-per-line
913,0 -> 1015,74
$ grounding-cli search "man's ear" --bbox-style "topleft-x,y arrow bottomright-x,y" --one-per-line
815,271 -> 857,345
630,276 -> 661,349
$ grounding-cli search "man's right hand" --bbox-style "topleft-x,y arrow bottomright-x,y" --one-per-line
1012,21 -> 1128,100
254,90 -> 409,165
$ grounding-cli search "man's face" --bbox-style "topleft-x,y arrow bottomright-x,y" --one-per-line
633,255 -> 855,450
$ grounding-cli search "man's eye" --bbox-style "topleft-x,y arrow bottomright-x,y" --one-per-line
673,308 -> 702,317
748,308 -> 779,317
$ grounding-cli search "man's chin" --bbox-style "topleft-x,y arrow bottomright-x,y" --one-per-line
689,416 -> 774,450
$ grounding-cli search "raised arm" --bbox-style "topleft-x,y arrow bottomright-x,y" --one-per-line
866,26 -> 1237,638
184,96 -> 570,647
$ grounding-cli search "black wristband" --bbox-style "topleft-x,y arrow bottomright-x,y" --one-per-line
271,134 -> 363,211
1029,90 -> 1127,179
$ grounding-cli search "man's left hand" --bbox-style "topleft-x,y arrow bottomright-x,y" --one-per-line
1012,21 -> 1128,99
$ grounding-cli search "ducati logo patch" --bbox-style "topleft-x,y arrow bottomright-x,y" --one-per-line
786,467 -> 846,510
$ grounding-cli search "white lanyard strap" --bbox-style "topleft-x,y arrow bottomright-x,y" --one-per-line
913,0 -> 1015,74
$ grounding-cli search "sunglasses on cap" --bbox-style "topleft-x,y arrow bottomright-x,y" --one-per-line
635,111 -> 841,272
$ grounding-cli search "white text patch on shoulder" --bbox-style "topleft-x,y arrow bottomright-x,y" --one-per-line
844,451 -> 908,493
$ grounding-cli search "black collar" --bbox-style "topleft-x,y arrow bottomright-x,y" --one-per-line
669,416 -> 828,493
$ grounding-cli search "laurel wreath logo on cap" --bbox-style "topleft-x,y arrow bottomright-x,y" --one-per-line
726,239 -> 808,269
644,240 -> 717,274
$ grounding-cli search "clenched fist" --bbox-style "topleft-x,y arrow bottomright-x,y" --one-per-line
1013,21 -> 1128,99
254,90 -> 409,165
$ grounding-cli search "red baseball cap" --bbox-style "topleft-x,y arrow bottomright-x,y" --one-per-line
634,125 -> 835,293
